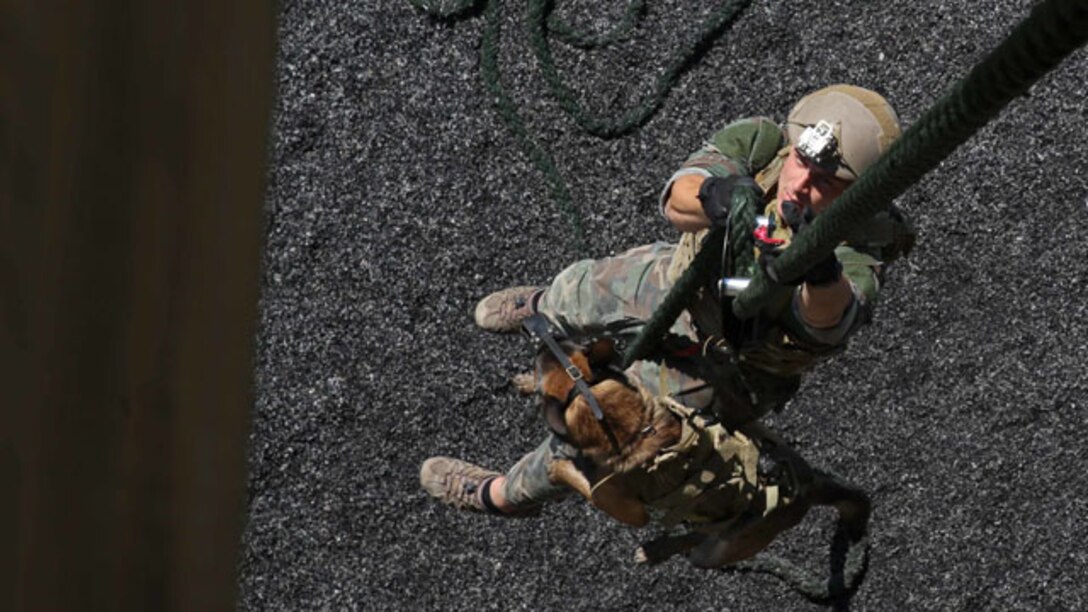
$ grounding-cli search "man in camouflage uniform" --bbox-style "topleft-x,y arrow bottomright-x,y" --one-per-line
422,85 -> 908,518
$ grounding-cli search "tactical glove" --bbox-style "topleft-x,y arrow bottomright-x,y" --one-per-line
800,251 -> 842,286
761,201 -> 842,287
697,175 -> 761,228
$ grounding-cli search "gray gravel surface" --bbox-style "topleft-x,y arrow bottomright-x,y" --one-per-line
242,0 -> 1088,609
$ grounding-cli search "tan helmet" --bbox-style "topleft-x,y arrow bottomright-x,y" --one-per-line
786,84 -> 901,180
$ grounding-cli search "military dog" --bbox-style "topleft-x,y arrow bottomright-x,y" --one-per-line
516,336 -> 871,568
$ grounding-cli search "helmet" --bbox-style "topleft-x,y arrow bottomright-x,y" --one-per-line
786,84 -> 901,180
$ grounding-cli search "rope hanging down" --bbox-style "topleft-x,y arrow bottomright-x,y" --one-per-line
727,521 -> 870,602
627,0 -> 1088,363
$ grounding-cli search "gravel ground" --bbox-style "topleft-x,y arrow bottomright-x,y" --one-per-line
241,0 -> 1088,609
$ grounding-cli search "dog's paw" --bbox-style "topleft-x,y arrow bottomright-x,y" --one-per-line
511,372 -> 536,395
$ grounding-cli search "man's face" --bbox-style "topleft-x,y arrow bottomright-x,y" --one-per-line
776,146 -> 852,216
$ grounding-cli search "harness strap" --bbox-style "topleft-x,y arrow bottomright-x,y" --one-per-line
522,314 -> 623,454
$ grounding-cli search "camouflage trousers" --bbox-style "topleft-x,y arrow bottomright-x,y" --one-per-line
499,434 -> 576,508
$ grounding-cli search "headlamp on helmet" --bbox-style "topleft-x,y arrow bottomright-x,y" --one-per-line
795,120 -> 839,167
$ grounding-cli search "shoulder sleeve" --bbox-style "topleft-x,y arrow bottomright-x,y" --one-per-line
659,117 -> 786,216
705,116 -> 787,174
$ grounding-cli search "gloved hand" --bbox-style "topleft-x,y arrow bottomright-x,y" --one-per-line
801,251 -> 842,286
761,201 -> 842,286
696,175 -> 761,228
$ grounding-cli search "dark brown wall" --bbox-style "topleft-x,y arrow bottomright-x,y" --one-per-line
0,1 -> 276,609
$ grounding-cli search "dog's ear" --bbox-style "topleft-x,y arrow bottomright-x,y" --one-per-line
541,397 -> 570,438
535,341 -> 590,378
584,337 -> 618,368
534,345 -> 561,374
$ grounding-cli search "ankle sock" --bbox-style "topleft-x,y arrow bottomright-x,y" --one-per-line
479,477 -> 504,515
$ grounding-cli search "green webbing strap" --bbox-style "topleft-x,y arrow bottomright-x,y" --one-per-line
621,185 -> 761,368
732,0 -> 1088,319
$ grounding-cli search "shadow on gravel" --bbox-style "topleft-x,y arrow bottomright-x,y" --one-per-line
721,522 -> 870,609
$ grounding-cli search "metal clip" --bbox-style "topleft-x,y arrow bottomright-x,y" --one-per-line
719,277 -> 751,297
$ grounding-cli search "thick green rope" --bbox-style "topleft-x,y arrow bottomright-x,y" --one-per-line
546,0 -> 646,49
479,0 -> 590,250
408,0 -> 587,248
732,0 -> 1088,318
726,187 -> 757,278
719,468 -> 872,602
404,0 -> 481,20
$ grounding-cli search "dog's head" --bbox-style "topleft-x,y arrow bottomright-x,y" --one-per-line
532,339 -> 678,470
532,336 -> 617,439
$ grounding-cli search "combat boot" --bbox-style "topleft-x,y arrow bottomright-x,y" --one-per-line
473,286 -> 544,333
420,456 -> 539,517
